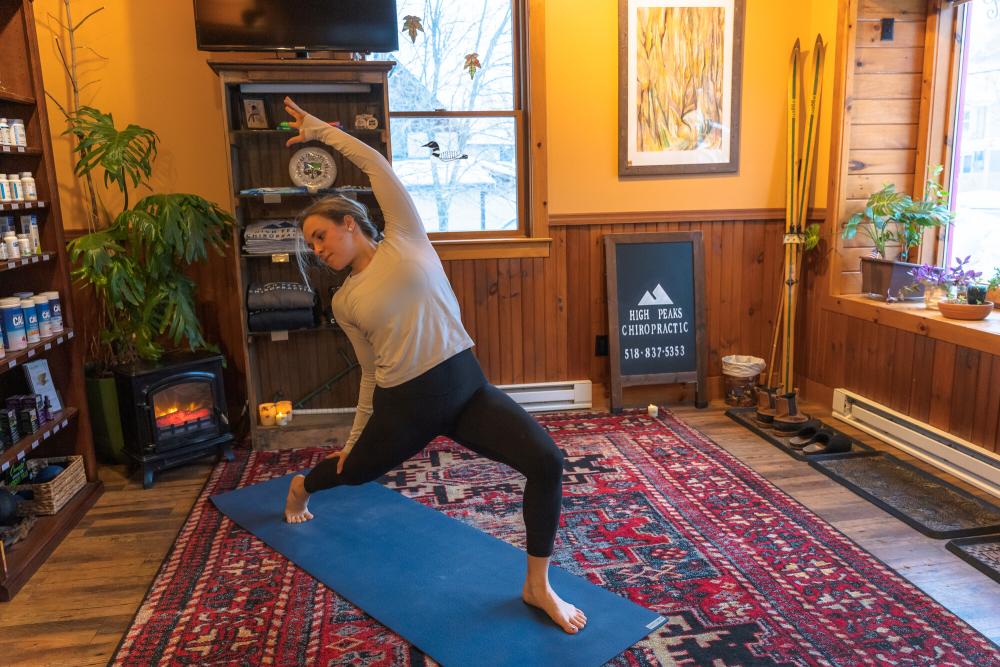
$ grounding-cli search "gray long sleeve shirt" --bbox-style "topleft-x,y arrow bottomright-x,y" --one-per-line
302,114 -> 474,454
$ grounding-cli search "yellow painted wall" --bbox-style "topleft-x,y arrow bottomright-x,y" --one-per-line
36,0 -> 232,229
546,0 -> 838,214
37,0 -> 837,228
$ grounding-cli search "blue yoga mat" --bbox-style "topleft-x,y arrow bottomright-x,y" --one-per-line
212,475 -> 665,666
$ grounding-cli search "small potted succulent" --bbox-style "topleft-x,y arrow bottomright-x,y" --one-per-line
842,166 -> 954,300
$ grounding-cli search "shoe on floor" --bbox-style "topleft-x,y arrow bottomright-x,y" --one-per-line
803,433 -> 853,456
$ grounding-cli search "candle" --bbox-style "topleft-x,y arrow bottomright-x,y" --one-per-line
276,400 -> 293,425
258,402 -> 276,426
647,404 -> 658,418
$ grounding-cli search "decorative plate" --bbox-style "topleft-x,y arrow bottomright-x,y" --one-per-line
289,146 -> 337,191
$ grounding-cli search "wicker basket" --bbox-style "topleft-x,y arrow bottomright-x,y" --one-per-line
14,456 -> 86,516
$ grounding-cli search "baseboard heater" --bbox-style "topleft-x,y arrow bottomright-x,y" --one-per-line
288,381 -> 593,416
832,388 -> 1000,499
497,380 -> 593,413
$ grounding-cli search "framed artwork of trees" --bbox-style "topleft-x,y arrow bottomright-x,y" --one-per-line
618,0 -> 745,176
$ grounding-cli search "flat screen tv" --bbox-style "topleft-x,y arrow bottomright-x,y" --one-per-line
193,0 -> 399,53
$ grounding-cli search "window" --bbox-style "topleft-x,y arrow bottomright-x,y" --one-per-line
381,0 -> 525,236
947,0 -> 1000,274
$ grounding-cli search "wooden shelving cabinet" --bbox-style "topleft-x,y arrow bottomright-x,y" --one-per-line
209,60 -> 393,448
0,0 -> 101,601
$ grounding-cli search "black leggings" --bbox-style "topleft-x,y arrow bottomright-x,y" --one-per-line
303,349 -> 564,558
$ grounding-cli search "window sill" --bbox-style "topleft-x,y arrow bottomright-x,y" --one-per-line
824,294 -> 1000,356
430,237 -> 551,261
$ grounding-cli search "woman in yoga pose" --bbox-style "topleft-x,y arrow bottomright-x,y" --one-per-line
281,98 -> 586,634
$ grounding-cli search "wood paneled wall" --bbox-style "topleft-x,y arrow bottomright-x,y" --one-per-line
840,0 -> 926,292
71,213 -> 999,454
798,0 -> 1000,455
443,219 -> 786,392
799,268 -> 1000,454
69,216 -> 788,419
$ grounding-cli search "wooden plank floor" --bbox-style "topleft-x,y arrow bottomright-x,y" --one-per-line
0,460 -> 216,667
0,401 -> 997,665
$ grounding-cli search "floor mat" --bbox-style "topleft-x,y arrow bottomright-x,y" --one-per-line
947,535 -> 1000,584
111,409 -> 1000,666
725,406 -> 875,461
810,454 -> 1000,538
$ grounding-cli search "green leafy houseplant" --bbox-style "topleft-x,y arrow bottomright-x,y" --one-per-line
842,166 -> 955,260
988,268 -> 1000,310
65,107 -> 234,373
989,267 -> 1000,292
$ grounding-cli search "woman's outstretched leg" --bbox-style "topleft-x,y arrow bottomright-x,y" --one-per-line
449,384 -> 587,633
285,407 -> 434,523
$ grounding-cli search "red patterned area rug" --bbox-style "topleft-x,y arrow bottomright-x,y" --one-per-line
112,411 -> 999,666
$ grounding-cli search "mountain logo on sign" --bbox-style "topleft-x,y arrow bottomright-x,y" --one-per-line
638,284 -> 673,306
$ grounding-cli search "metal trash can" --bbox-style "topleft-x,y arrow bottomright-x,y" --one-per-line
722,355 -> 765,406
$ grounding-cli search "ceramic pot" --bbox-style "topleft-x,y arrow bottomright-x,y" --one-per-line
860,257 -> 923,301
937,301 -> 994,321
966,285 -> 988,305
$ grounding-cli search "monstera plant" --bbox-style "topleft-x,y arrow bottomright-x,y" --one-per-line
65,106 -> 233,372
841,166 -> 954,300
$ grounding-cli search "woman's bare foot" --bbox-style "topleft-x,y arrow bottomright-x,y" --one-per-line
523,582 -> 587,634
284,474 -> 313,523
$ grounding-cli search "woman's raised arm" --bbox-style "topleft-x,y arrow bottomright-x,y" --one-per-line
284,97 -> 428,244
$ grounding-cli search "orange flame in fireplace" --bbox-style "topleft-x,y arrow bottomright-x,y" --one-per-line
155,401 -> 212,429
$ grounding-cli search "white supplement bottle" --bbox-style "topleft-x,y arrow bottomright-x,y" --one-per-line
4,231 -> 20,259
7,174 -> 21,201
32,294 -> 51,338
16,233 -> 31,256
28,216 -> 40,254
19,172 -> 36,201
10,119 -> 26,147
42,291 -> 63,333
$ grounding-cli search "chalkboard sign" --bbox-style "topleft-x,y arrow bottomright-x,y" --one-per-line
605,232 -> 707,411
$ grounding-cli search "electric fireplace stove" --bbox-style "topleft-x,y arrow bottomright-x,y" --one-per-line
115,352 -> 234,488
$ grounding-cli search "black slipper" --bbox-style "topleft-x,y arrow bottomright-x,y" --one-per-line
803,433 -> 853,456
791,427 -> 834,450
789,422 -> 824,447
786,418 -> 820,436
797,428 -> 831,451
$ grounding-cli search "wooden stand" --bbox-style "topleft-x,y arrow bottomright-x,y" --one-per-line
208,60 -> 393,447
0,0 -> 101,601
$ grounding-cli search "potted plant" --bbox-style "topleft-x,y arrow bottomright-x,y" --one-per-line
936,256 -> 992,321
842,166 -> 954,300
65,107 -> 233,462
907,263 -> 952,310
987,267 -> 1000,309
